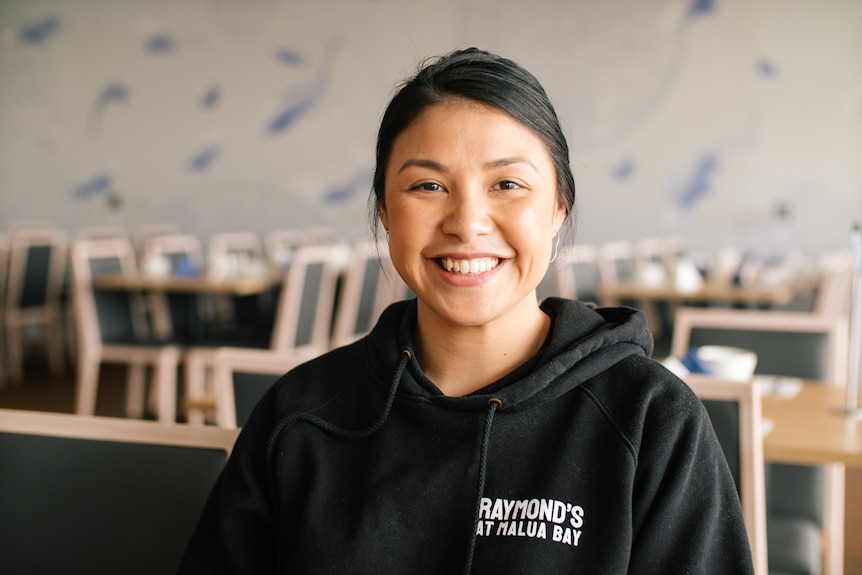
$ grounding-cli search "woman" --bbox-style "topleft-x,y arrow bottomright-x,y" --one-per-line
180,48 -> 753,574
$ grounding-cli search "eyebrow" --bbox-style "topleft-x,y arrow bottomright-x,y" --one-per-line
396,158 -> 447,174
396,156 -> 538,174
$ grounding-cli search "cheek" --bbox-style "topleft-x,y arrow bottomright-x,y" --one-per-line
386,205 -> 428,264
508,206 -> 555,251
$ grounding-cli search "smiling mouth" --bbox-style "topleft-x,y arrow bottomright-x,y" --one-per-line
437,257 -> 501,275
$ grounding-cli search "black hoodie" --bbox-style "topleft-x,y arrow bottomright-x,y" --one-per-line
180,298 -> 754,574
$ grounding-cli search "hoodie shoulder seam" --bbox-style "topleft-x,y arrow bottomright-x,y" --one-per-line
576,384 -> 637,460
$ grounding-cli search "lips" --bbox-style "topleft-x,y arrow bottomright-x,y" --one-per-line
438,257 -> 501,275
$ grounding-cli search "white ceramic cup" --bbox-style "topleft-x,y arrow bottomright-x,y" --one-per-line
696,345 -> 758,381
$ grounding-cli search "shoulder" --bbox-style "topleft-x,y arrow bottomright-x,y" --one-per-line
579,354 -> 706,455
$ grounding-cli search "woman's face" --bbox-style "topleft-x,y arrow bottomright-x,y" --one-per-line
380,100 -> 566,330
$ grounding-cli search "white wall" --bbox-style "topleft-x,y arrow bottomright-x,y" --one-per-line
1,0 -> 860,257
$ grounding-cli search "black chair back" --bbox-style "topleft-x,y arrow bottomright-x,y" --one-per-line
0,410 -> 236,575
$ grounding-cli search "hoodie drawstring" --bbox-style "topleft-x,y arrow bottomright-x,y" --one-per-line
462,396 -> 502,575
265,349 -> 410,462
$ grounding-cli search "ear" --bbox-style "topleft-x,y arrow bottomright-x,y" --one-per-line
378,202 -> 390,233
552,197 -> 567,235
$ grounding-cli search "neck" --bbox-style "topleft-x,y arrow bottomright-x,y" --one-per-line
413,297 -> 551,397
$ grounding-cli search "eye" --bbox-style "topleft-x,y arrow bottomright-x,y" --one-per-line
410,181 -> 445,192
494,180 -> 522,191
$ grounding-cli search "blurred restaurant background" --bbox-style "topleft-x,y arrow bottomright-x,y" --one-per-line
1,0 -> 861,574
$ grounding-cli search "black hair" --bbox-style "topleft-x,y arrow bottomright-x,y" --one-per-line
369,47 -> 576,240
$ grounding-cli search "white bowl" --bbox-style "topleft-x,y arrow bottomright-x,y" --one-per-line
696,345 -> 758,381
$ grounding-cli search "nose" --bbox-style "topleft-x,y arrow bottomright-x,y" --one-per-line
440,189 -> 494,242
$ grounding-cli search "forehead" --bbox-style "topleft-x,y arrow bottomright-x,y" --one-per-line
389,100 -> 552,167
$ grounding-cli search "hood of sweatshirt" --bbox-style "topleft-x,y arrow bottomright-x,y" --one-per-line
365,297 -> 654,413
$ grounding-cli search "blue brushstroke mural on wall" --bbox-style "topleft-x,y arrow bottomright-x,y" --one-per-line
188,146 -> 221,172
72,173 -> 112,199
200,85 -> 221,109
72,173 -> 124,212
324,170 -> 373,204
675,152 -> 720,210
757,59 -> 777,77
4,0 -> 856,253
266,97 -> 316,135
688,0 -> 715,16
18,16 -> 61,45
611,157 -> 636,181
88,82 -> 130,134
265,39 -> 342,137
274,48 -> 306,67
145,33 -> 176,54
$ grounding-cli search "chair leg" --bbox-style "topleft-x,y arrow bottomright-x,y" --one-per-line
213,361 -> 237,429
6,320 -> 23,383
46,314 -> 66,376
75,356 -> 100,416
125,363 -> 147,419
154,350 -> 180,424
184,351 -> 210,425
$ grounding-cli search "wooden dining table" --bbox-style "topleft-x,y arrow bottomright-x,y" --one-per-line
91,268 -> 286,343
760,380 -> 862,575
91,268 -> 285,297
598,279 -> 813,307
762,381 -> 862,467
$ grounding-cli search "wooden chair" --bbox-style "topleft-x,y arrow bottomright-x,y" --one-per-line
74,225 -> 128,240
685,374 -> 768,574
265,226 -> 339,268
596,240 -> 637,296
597,239 -> 667,336
140,232 -> 206,276
206,231 -> 268,328
132,223 -> 180,260
207,347 -> 307,428
184,243 -> 344,425
330,240 -> 409,349
140,233 -> 207,339
0,408 -> 238,575
543,243 -> 600,304
70,237 -> 182,422
207,231 -> 264,264
813,249 -> 853,317
4,225 -> 68,383
671,307 -> 850,575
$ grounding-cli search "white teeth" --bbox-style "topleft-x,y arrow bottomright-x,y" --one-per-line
440,257 -> 500,275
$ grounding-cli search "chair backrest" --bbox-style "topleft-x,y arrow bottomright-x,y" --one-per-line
596,240 -> 637,286
331,240 -> 409,348
211,348 -> 307,428
207,231 -> 264,260
546,244 -> 600,303
685,375 -> 768,575
671,308 -> 849,385
270,243 -> 344,354
5,225 -> 68,311
141,233 -> 205,276
70,237 -> 145,348
265,227 -> 340,268
75,225 -> 128,240
813,249 -> 853,316
0,408 -> 238,575
132,223 -> 180,257
671,306 -> 848,571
